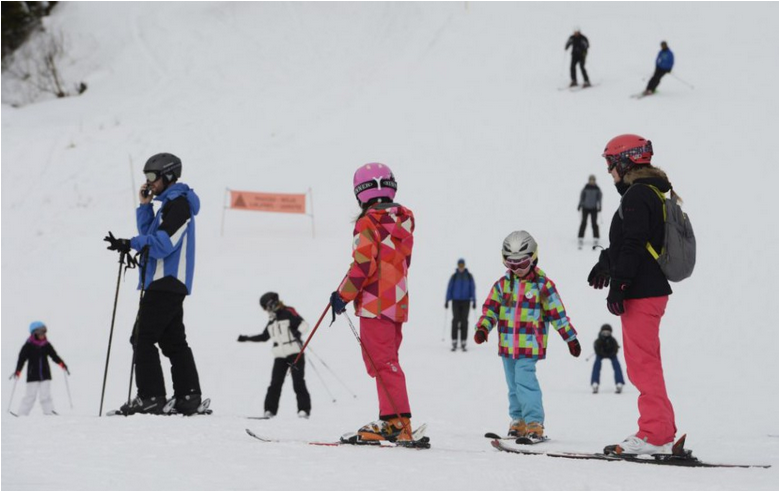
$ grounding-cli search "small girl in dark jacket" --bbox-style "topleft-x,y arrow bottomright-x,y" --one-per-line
591,324 -> 625,394
12,321 -> 68,416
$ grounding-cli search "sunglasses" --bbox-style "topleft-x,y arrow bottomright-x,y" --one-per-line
504,255 -> 532,271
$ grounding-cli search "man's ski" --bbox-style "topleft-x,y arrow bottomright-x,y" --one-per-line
490,439 -> 770,469
105,397 -> 212,416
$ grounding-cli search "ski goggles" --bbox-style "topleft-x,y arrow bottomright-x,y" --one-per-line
33,326 -> 48,335
145,171 -> 161,183
504,255 -> 533,271
604,141 -> 654,171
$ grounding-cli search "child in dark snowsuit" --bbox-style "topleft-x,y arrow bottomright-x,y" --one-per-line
591,324 -> 625,393
13,321 -> 69,416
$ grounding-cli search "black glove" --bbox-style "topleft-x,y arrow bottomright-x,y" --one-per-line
237,335 -> 249,342
587,250 -> 611,289
444,302 -> 449,309
329,291 -> 348,326
472,302 -> 477,310
607,280 -> 629,316
104,232 -> 131,254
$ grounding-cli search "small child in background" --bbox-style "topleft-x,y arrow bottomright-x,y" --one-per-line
237,292 -> 312,419
474,231 -> 581,442
591,324 -> 625,394
12,321 -> 69,416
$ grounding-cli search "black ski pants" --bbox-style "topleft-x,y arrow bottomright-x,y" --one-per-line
646,67 -> 670,92
130,290 -> 201,399
265,354 -> 311,415
570,54 -> 589,84
451,300 -> 471,344
579,208 -> 599,239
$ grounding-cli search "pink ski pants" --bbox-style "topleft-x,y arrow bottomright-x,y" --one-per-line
359,317 -> 411,418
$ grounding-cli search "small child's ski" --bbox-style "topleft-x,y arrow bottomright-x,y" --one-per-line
515,435 -> 549,445
247,416 -> 272,420
484,432 -> 516,440
8,411 -> 18,417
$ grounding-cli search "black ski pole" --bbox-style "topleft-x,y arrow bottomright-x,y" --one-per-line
306,347 -> 358,398
305,355 -> 336,403
99,251 -> 127,417
124,247 -> 149,416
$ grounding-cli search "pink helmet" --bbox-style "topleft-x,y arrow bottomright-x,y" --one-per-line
353,162 -> 397,204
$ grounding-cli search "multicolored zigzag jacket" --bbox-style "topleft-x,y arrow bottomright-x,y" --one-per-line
338,202 -> 415,323
476,267 -> 576,360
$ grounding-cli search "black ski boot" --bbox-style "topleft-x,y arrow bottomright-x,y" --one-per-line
119,395 -> 167,415
173,393 -> 202,416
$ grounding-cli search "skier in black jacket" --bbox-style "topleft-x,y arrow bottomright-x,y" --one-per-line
12,321 -> 68,416
590,324 -> 625,393
577,174 -> 602,249
238,292 -> 311,418
565,29 -> 591,88
588,134 -> 678,456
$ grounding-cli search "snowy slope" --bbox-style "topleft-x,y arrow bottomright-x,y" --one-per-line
1,2 -> 778,490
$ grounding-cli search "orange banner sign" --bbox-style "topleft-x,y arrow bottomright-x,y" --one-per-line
229,190 -> 306,214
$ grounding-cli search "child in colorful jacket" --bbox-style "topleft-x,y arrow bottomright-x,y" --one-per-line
12,321 -> 69,416
474,231 -> 581,440
329,162 -> 416,443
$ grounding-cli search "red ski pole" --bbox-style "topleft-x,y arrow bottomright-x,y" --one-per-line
291,302 -> 331,368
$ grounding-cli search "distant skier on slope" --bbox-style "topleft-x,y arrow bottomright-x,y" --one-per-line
12,321 -> 69,416
237,292 -> 312,419
588,134 -> 678,455
328,162 -> 419,444
444,258 -> 476,352
474,231 -> 581,441
104,153 -> 204,415
565,28 -> 591,88
644,41 -> 675,96
577,174 -> 602,249
590,324 -> 625,394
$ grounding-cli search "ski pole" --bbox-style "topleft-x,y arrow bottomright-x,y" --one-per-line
670,72 -> 695,89
441,307 -> 447,342
291,302 -> 331,368
342,313 -> 406,424
585,352 -> 595,362
305,355 -> 336,403
99,250 -> 128,417
125,247 -> 149,416
8,376 -> 18,414
306,347 -> 357,398
62,367 -> 73,410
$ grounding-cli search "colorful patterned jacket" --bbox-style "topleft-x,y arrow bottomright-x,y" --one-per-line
338,202 -> 414,323
476,267 -> 576,360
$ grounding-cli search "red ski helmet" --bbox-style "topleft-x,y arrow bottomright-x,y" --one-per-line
602,134 -> 653,176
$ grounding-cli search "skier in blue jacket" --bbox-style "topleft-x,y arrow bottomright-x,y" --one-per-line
104,153 -> 203,415
644,41 -> 675,95
445,258 -> 476,352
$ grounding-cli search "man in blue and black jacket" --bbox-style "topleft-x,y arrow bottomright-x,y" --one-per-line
445,258 -> 476,352
105,152 -> 203,415
645,41 -> 675,95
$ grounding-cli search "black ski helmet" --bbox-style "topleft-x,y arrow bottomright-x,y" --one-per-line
144,153 -> 182,185
260,292 -> 279,311
600,324 -> 612,332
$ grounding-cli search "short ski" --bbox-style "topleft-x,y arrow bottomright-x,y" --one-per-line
485,432 -> 548,445
247,416 -> 272,420
490,439 -> 770,469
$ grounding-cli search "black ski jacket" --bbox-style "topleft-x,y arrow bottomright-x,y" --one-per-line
566,34 -> 589,58
594,334 -> 619,358
246,306 -> 307,358
16,338 -> 64,382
